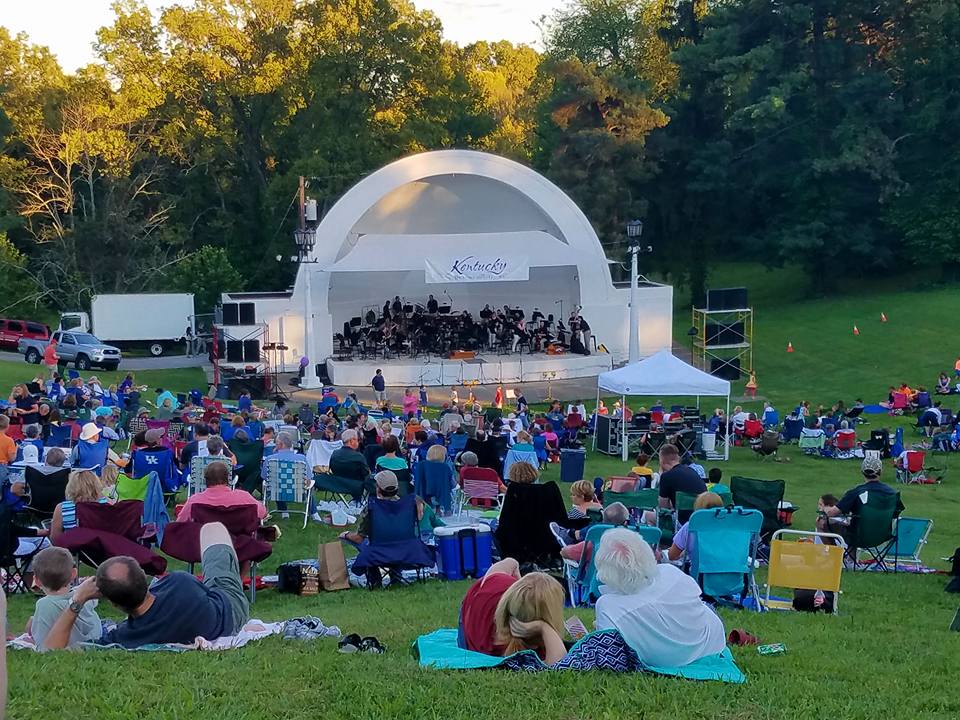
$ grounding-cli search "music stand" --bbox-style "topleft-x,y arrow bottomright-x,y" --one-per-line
262,342 -> 291,401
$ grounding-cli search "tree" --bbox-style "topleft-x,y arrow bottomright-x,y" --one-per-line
167,245 -> 245,313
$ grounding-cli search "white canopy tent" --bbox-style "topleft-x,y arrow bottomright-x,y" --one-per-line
596,350 -> 732,461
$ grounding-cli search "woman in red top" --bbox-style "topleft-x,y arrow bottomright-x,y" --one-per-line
459,558 -> 520,655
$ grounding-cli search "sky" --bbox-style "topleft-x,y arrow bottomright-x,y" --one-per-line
0,0 -> 563,73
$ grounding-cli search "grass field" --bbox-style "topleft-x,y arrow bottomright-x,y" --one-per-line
6,266 -> 960,720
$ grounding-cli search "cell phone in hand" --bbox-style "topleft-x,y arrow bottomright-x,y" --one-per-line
564,616 -> 587,639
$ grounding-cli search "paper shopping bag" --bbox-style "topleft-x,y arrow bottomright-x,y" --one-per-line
318,541 -> 350,591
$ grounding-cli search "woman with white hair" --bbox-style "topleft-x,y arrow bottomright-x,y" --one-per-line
593,528 -> 726,667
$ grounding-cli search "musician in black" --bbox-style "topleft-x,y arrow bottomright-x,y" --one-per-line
480,304 -> 493,320
391,296 -> 403,316
427,294 -> 439,314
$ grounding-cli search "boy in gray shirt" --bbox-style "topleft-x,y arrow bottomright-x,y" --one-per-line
29,547 -> 101,651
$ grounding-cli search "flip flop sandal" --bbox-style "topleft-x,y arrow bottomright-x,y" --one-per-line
359,636 -> 386,654
337,633 -> 362,653
727,629 -> 760,646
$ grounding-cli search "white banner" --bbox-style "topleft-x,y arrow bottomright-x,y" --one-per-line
425,255 -> 529,284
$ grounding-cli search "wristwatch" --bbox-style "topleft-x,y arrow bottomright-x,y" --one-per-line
68,600 -> 85,615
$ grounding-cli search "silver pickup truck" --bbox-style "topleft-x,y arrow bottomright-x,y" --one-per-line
19,330 -> 122,371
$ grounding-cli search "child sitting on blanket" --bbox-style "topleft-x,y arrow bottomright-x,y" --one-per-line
28,547 -> 102,651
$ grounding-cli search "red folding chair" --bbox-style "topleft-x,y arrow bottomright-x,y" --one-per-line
898,451 -> 929,484
457,466 -> 505,516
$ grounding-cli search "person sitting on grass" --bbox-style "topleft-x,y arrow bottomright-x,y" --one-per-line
593,528 -> 726,667
458,558 -> 521,654
493,571 -> 568,664
567,480 -> 602,520
43,521 -> 249,649
936,373 -> 951,395
27,547 -> 102,651
177,460 -> 266,522
664,492 -> 724,564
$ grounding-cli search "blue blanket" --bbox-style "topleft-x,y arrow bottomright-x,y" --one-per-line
413,628 -> 746,683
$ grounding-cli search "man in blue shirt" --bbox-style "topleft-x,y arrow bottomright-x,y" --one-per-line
42,522 -> 248,649
371,369 -> 387,405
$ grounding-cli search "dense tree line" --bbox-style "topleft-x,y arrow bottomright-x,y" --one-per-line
0,0 -> 956,318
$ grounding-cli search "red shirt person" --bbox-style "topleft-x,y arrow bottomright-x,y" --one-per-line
458,559 -> 520,655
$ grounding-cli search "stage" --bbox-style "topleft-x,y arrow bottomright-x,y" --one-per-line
326,352 -> 613,388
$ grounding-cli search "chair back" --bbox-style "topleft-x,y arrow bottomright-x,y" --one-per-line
416,460 -> 454,512
189,456 -> 235,495
782,418 -> 804,441
886,517 -> 932,560
503,448 -> 538,480
850,491 -> 900,549
363,444 -> 386,469
891,393 -> 909,410
495,481 -> 567,565
448,433 -> 469,454
915,391 -> 931,409
607,476 -> 639,493
263,458 -> 310,504
688,506 -> 763,599
532,434 -> 547,460
307,439 -> 342,468
131,447 -> 177,492
675,492 -> 699,516
24,467 -> 70,515
45,425 -> 73,449
460,466 -> 501,503
763,410 -> 780,429
74,438 -> 110,473
76,500 -> 144,541
906,450 -> 925,473
192,503 -> 260,536
743,419 -> 763,438
767,530 -> 844,594
393,467 -> 413,495
759,431 -> 779,454
115,473 -> 150,501
730,476 -> 785,538
564,413 -> 584,429
835,430 -> 856,450
368,495 -> 420,543
146,420 -> 172,449
576,524 -> 663,603
603,488 -> 659,511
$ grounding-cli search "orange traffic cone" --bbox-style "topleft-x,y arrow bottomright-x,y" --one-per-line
853,325 -> 860,336
880,312 -> 888,323
787,342 -> 794,353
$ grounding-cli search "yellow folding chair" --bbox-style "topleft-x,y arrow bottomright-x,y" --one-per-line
764,529 -> 846,614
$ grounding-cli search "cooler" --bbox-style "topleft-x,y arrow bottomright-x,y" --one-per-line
560,447 -> 586,482
434,525 -> 492,580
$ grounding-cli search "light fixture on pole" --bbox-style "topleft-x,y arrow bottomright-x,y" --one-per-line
625,220 -> 650,364
293,226 -> 320,389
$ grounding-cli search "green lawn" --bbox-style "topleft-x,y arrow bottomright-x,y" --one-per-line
6,268 -> 960,719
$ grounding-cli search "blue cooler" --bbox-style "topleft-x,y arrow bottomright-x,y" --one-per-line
434,525 -> 493,580
560,447 -> 586,482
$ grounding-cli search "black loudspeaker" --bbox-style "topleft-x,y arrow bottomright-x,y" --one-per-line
243,340 -> 261,361
710,358 -> 741,380
705,322 -> 746,346
238,303 -> 256,325
226,340 -> 244,362
706,287 -> 748,311
222,303 -> 239,326
228,375 -> 266,400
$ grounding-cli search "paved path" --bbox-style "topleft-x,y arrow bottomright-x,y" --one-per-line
0,350 -> 209,372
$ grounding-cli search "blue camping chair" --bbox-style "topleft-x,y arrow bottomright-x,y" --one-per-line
502,448 -> 539,479
565,524 -> 662,607
448,433 -> 468,455
781,417 -> 804,443
44,424 -> 73,449
15,439 -> 44,463
915,392 -> 931,410
246,420 -> 264,441
346,495 -> 435,588
318,396 -> 340,414
890,427 -> 905,459
415,460 -> 455,514
131,447 -> 179,493
532,435 -> 548,465
219,419 -> 237,442
762,410 -> 780,430
687,507 -> 763,609
881,517 -> 933,570
237,395 -> 253,413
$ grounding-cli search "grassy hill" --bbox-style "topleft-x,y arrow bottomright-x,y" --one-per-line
7,267 -> 960,720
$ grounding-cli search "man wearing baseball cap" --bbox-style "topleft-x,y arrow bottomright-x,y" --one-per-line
818,455 -> 904,537
339,471 -> 423,545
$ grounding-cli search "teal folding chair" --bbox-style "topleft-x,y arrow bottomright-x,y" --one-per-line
881,517 -> 932,571
687,507 -> 763,609
565,524 -> 662,607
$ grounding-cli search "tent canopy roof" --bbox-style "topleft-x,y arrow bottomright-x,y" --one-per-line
597,350 -> 731,397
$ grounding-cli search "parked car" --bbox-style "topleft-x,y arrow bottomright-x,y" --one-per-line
0,318 -> 50,351
19,330 -> 122,371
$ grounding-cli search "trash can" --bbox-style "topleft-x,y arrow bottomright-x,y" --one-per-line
560,447 -> 586,483
215,383 -> 230,400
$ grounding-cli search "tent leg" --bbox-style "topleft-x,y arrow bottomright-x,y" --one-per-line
592,385 -> 600,452
724,394 -> 730,460
621,393 -> 628,462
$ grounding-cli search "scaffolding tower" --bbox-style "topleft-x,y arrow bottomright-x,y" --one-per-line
691,306 -> 753,380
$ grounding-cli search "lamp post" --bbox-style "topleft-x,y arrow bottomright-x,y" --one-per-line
293,227 -> 320,389
626,220 -> 649,364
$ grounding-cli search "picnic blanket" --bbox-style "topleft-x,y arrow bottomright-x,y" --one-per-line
413,628 -> 746,683
9,616 -> 340,652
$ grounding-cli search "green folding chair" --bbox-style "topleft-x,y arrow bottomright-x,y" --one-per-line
114,473 -> 150,501
603,488 -> 659,511
730,476 -> 785,541
849,491 -> 902,571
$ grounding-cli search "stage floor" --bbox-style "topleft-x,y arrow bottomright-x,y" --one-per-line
326,352 -> 613,388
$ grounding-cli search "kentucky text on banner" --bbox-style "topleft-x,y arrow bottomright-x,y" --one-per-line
424,255 -> 530,284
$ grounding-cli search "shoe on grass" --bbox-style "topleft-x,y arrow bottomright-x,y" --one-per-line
311,511 -> 323,523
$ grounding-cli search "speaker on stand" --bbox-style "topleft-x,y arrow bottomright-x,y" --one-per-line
262,343 -> 290,401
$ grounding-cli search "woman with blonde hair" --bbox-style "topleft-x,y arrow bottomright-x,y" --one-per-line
568,480 -> 602,520
50,471 -> 111,541
419,442 -> 454,513
493,572 -> 567,663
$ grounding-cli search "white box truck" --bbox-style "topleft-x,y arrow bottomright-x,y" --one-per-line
59,293 -> 195,357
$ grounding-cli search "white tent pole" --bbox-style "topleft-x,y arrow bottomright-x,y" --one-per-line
621,393 -> 628,462
725,392 -> 730,461
593,384 -> 600,451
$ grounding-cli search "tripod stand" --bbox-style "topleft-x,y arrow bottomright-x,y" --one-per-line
263,343 -> 291,401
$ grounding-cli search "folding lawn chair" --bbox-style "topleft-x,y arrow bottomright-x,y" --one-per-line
263,458 -> 314,529
502,447 -> 539,480
763,529 -> 846,614
880,517 -> 933,570
687,507 -> 763,608
897,451 -> 928,484
833,430 -> 858,459
799,428 -> 826,456
888,392 -> 909,415
189,455 -> 236,495
448,433 -> 469,455
228,439 -> 265,493
564,523 -> 662,607
494,481 -> 568,567
23,467 -> 70,519
345,495 -> 435,588
781,417 -> 804,443
754,431 -> 780,461
848,490 -> 901,571
0,502 -> 44,594
44,424 -> 73,449
457,466 -> 504,518
114,473 -> 150,501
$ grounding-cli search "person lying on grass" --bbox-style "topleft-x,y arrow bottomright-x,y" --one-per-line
594,528 -> 726,667
494,571 -> 569,664
43,522 -> 249,649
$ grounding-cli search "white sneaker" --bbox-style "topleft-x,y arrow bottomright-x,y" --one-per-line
549,522 -> 572,548
311,512 -> 323,523
280,512 -> 290,520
